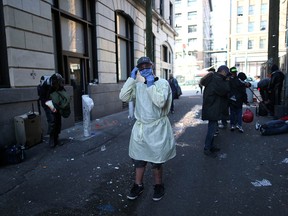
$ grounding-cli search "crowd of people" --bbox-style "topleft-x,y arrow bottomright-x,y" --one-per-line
199,64 -> 285,157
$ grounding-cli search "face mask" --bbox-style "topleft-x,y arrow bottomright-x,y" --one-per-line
140,68 -> 153,78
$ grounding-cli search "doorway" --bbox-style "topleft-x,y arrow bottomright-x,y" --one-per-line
68,57 -> 84,122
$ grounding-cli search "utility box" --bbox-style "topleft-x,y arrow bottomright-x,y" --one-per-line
14,113 -> 42,148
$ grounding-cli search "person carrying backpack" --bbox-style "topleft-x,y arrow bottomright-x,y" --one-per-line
37,73 -> 70,148
168,73 -> 181,114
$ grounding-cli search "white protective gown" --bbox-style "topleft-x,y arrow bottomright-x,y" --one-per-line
119,77 -> 176,163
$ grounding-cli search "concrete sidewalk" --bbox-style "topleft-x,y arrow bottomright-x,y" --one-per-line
0,110 -> 133,196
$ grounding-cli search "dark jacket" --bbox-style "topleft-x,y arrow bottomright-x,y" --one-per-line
169,78 -> 181,99
268,70 -> 285,105
229,76 -> 248,108
200,72 -> 230,121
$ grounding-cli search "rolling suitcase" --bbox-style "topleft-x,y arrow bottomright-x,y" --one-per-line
14,110 -> 42,148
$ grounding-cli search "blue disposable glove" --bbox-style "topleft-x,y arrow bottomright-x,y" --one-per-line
140,68 -> 153,78
146,74 -> 155,87
130,67 -> 138,79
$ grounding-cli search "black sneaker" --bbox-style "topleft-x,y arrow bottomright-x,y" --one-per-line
210,147 -> 220,152
127,183 -> 144,200
153,184 -> 165,201
203,149 -> 217,158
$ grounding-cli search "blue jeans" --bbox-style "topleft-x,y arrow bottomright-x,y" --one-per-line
204,120 -> 218,150
230,106 -> 242,127
261,120 -> 288,135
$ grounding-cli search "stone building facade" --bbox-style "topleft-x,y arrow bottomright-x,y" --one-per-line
0,0 -> 177,147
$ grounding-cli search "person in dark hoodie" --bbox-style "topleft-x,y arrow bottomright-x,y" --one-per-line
267,64 -> 285,115
200,65 -> 230,157
228,67 -> 251,133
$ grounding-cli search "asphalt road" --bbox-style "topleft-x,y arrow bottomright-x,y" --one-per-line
0,87 -> 287,216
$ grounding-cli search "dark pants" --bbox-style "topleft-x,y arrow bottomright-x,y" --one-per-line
261,120 -> 288,135
171,92 -> 176,112
204,120 -> 217,150
43,105 -> 61,145
259,89 -> 269,101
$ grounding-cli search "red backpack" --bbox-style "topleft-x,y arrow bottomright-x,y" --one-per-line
242,108 -> 254,123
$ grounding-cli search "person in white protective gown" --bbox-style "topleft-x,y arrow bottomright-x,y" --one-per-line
119,56 -> 176,202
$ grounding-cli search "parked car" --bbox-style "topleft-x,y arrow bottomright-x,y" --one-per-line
245,77 -> 259,89
180,80 -> 198,86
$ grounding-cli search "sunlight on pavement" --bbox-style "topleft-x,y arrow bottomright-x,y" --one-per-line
173,104 -> 204,141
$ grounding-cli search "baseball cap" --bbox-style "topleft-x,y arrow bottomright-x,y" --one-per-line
217,65 -> 230,75
136,56 -> 153,68
230,67 -> 238,73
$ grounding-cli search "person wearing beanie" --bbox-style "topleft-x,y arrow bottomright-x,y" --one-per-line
228,68 -> 250,133
267,64 -> 285,116
200,65 -> 230,157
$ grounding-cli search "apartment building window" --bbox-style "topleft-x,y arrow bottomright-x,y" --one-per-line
237,6 -> 243,16
116,12 -> 133,81
175,13 -> 182,27
188,11 -> 197,20
188,0 -> 197,6
188,25 -> 197,33
169,2 -> 173,26
175,0 -> 181,5
261,3 -> 268,14
259,38 -> 266,49
176,52 -> 183,59
160,0 -> 164,16
260,20 -> 267,31
52,0 -> 95,85
237,23 -> 243,33
175,13 -> 182,17
248,5 -> 255,15
188,38 -> 197,47
188,51 -> 197,58
248,21 -> 254,32
162,45 -> 168,62
176,39 -> 182,46
248,39 -> 254,49
236,40 -> 243,50
175,26 -> 182,34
